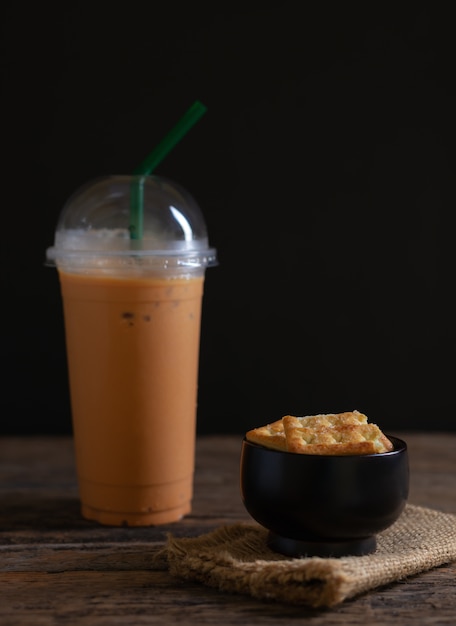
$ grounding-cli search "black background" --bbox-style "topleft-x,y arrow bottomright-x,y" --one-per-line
2,5 -> 455,434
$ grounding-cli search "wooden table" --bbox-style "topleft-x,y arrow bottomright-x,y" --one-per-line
1,432 -> 455,624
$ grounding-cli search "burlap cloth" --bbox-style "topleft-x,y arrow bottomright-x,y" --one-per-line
152,504 -> 456,608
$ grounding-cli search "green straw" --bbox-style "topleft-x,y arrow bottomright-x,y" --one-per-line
129,100 -> 207,240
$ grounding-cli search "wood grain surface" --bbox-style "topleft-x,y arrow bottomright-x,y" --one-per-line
0,433 -> 455,624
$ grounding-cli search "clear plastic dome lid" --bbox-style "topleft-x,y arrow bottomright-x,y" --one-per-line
45,175 -> 217,272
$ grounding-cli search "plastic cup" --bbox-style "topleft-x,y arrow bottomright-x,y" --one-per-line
46,175 -> 217,526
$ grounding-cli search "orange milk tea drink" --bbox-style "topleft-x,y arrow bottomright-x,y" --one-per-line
46,175 -> 217,526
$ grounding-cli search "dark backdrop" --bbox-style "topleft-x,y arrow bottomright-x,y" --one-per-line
2,5 -> 455,434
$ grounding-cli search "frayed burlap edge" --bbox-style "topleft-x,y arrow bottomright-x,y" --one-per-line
151,504 -> 456,608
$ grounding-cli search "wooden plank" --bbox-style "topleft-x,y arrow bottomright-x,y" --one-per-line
0,543 -> 162,572
0,564 -> 455,625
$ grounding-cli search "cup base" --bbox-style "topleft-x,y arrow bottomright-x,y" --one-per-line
267,532 -> 377,558
81,501 -> 191,527
78,474 -> 193,526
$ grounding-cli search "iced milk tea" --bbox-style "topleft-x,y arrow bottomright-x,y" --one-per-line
59,269 -> 204,526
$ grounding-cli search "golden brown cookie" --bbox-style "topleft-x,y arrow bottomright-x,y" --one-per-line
282,417 -> 393,455
245,410 -> 392,455
245,419 -> 286,451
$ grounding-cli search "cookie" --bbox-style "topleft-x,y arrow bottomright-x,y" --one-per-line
282,417 -> 393,455
245,419 -> 286,451
245,410 -> 393,455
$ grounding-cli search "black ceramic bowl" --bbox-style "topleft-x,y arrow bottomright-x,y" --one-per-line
240,435 -> 409,558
